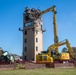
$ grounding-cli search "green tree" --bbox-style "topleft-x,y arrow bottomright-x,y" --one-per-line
72,47 -> 76,53
62,47 -> 68,53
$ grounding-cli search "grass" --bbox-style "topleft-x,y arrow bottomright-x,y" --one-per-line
0,68 -> 76,75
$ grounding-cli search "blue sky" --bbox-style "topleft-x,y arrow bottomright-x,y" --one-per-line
0,0 -> 76,55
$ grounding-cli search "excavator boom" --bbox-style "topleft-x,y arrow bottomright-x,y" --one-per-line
40,6 -> 55,16
39,5 -> 58,54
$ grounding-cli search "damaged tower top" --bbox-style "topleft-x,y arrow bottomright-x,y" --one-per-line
23,7 -> 42,27
24,7 -> 41,21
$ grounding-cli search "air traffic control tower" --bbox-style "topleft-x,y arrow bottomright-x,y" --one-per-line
22,7 -> 43,61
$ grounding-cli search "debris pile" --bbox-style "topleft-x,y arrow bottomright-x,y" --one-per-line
0,47 -> 14,64
24,7 -> 43,27
24,7 -> 41,21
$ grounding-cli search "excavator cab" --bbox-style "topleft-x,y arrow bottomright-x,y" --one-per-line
36,51 -> 53,64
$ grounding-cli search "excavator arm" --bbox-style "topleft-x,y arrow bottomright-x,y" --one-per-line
66,40 -> 76,59
47,39 -> 76,59
39,6 -> 58,54
47,39 -> 67,56
39,6 -> 55,16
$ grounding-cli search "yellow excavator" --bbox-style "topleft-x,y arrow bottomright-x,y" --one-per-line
36,6 -> 76,65
36,39 -> 74,63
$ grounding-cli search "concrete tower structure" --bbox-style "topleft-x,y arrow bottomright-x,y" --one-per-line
22,7 -> 43,61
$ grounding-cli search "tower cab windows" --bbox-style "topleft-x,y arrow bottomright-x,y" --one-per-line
25,21 -> 34,27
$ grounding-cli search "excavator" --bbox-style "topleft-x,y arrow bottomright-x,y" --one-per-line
36,39 -> 76,63
36,6 -> 76,67
36,39 -> 76,67
36,39 -> 72,63
47,39 -> 76,61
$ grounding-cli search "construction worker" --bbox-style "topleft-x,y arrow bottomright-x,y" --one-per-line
9,54 -> 14,64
